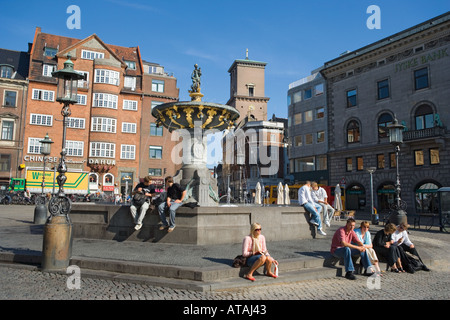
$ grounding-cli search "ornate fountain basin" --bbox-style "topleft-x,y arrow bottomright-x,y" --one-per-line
151,101 -> 240,132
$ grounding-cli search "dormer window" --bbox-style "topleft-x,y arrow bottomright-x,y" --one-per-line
44,47 -> 57,57
0,65 -> 14,78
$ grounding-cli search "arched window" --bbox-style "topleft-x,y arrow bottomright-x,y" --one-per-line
347,120 -> 360,143
104,173 -> 114,185
415,105 -> 434,130
0,65 -> 14,79
378,113 -> 393,138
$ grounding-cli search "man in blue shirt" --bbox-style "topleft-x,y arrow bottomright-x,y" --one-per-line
298,181 -> 326,236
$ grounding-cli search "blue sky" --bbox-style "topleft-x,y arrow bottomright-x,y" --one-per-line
0,1 -> 449,119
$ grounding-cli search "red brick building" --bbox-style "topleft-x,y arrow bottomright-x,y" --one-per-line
22,27 -> 179,196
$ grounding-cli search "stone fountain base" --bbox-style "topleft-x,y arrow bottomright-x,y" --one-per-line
69,203 -> 318,245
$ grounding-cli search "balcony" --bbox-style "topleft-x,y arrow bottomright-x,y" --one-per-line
403,126 -> 446,141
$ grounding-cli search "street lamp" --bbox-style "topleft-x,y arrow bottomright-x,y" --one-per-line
366,167 -> 377,225
33,133 -> 53,224
388,117 -> 407,225
41,55 -> 84,272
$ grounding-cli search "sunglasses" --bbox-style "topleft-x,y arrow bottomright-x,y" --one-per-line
255,228 -> 261,231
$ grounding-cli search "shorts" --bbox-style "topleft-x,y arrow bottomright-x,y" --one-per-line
246,254 -> 262,267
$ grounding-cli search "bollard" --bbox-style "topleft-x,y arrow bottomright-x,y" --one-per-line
33,204 -> 48,224
41,215 -> 73,271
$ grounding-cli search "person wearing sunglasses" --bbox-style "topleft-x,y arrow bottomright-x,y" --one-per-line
354,221 -> 382,276
242,223 -> 278,281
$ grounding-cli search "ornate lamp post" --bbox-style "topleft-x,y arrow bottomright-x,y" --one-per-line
33,133 -> 53,224
41,55 -> 84,271
388,118 -> 407,225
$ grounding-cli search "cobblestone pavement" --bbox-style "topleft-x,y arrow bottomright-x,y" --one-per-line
0,263 -> 448,300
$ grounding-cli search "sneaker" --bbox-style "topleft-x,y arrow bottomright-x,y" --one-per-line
134,223 -> 142,231
345,271 -> 356,280
310,220 -> 319,226
168,226 -> 175,233
325,220 -> 331,227
318,228 -> 326,236
159,225 -> 168,231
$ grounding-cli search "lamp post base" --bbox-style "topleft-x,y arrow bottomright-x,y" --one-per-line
41,215 -> 73,271
33,204 -> 48,224
389,209 -> 407,226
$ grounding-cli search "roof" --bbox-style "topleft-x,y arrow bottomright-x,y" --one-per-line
0,48 -> 30,80
228,58 -> 267,73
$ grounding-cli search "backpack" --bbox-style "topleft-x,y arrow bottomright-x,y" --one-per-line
401,250 -> 424,273
132,191 -> 146,207
232,255 -> 247,268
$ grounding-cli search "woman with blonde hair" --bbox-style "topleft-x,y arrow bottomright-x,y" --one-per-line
373,223 -> 405,273
354,221 -> 382,275
242,222 -> 278,281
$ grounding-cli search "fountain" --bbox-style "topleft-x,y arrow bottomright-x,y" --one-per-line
151,64 -> 240,206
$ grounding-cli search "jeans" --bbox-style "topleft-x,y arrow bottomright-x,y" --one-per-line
158,201 -> 183,228
333,247 -> 372,273
318,203 -> 334,223
303,202 -> 323,230
130,202 -> 149,225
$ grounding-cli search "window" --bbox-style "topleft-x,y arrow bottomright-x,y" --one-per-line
415,105 -> 434,130
30,113 -> 53,126
42,64 -> 56,77
94,69 -> 120,86
151,101 -> 163,110
122,122 -> 137,134
149,146 -> 162,159
248,87 -> 254,97
121,145 -> 136,160
315,83 -> 324,96
292,91 -> 301,103
124,76 -> 136,90
3,90 -> 17,107
347,120 -> 360,143
76,70 -> 89,89
414,67 -> 429,90
93,93 -> 118,109
67,117 -> 85,129
377,79 -> 390,99
123,100 -> 138,111
150,123 -> 163,136
430,148 -> 440,165
1,120 -> 14,140
0,65 -> 13,78
389,153 -> 396,168
149,168 -> 162,176
294,136 -> 302,147
76,94 -> 87,105
304,110 -> 313,122
32,89 -> 54,102
66,140 -> 84,157
377,154 -> 385,169
346,158 -> 353,172
304,88 -> 312,100
378,113 -> 393,138
316,155 -> 327,170
82,50 -> 104,60
0,154 -> 11,171
296,157 -> 315,172
91,117 -> 116,133
414,150 -> 424,166
44,47 -> 57,57
152,80 -> 164,92
90,142 -> 115,158
294,113 -> 302,125
317,131 -> 325,143
357,156 -> 364,171
305,133 -> 313,145
28,138 -> 43,154
125,61 -> 136,70
347,89 -> 357,108
316,107 -> 325,119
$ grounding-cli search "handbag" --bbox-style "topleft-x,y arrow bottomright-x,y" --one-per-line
132,191 -> 146,207
232,255 -> 247,268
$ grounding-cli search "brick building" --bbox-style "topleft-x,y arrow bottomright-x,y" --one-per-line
0,48 -> 29,189
22,27 -> 179,196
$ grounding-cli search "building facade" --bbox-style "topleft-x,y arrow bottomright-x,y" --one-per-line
320,12 -> 450,214
21,27 -> 179,196
287,69 -> 329,185
0,48 -> 29,189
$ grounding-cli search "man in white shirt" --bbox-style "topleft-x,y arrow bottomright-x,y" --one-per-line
311,182 -> 335,228
298,181 -> 326,236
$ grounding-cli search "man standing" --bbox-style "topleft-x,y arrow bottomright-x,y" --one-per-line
311,182 -> 335,228
298,181 -> 326,236
130,176 -> 155,231
330,218 -> 374,280
158,176 -> 187,232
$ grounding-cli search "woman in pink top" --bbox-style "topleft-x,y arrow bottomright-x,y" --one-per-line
242,222 -> 278,281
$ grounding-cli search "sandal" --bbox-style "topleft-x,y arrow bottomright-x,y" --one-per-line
398,268 -> 405,273
391,268 -> 400,273
244,274 -> 255,281
267,273 -> 278,278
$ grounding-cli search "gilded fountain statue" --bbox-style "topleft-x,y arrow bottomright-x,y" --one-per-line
152,65 -> 240,206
